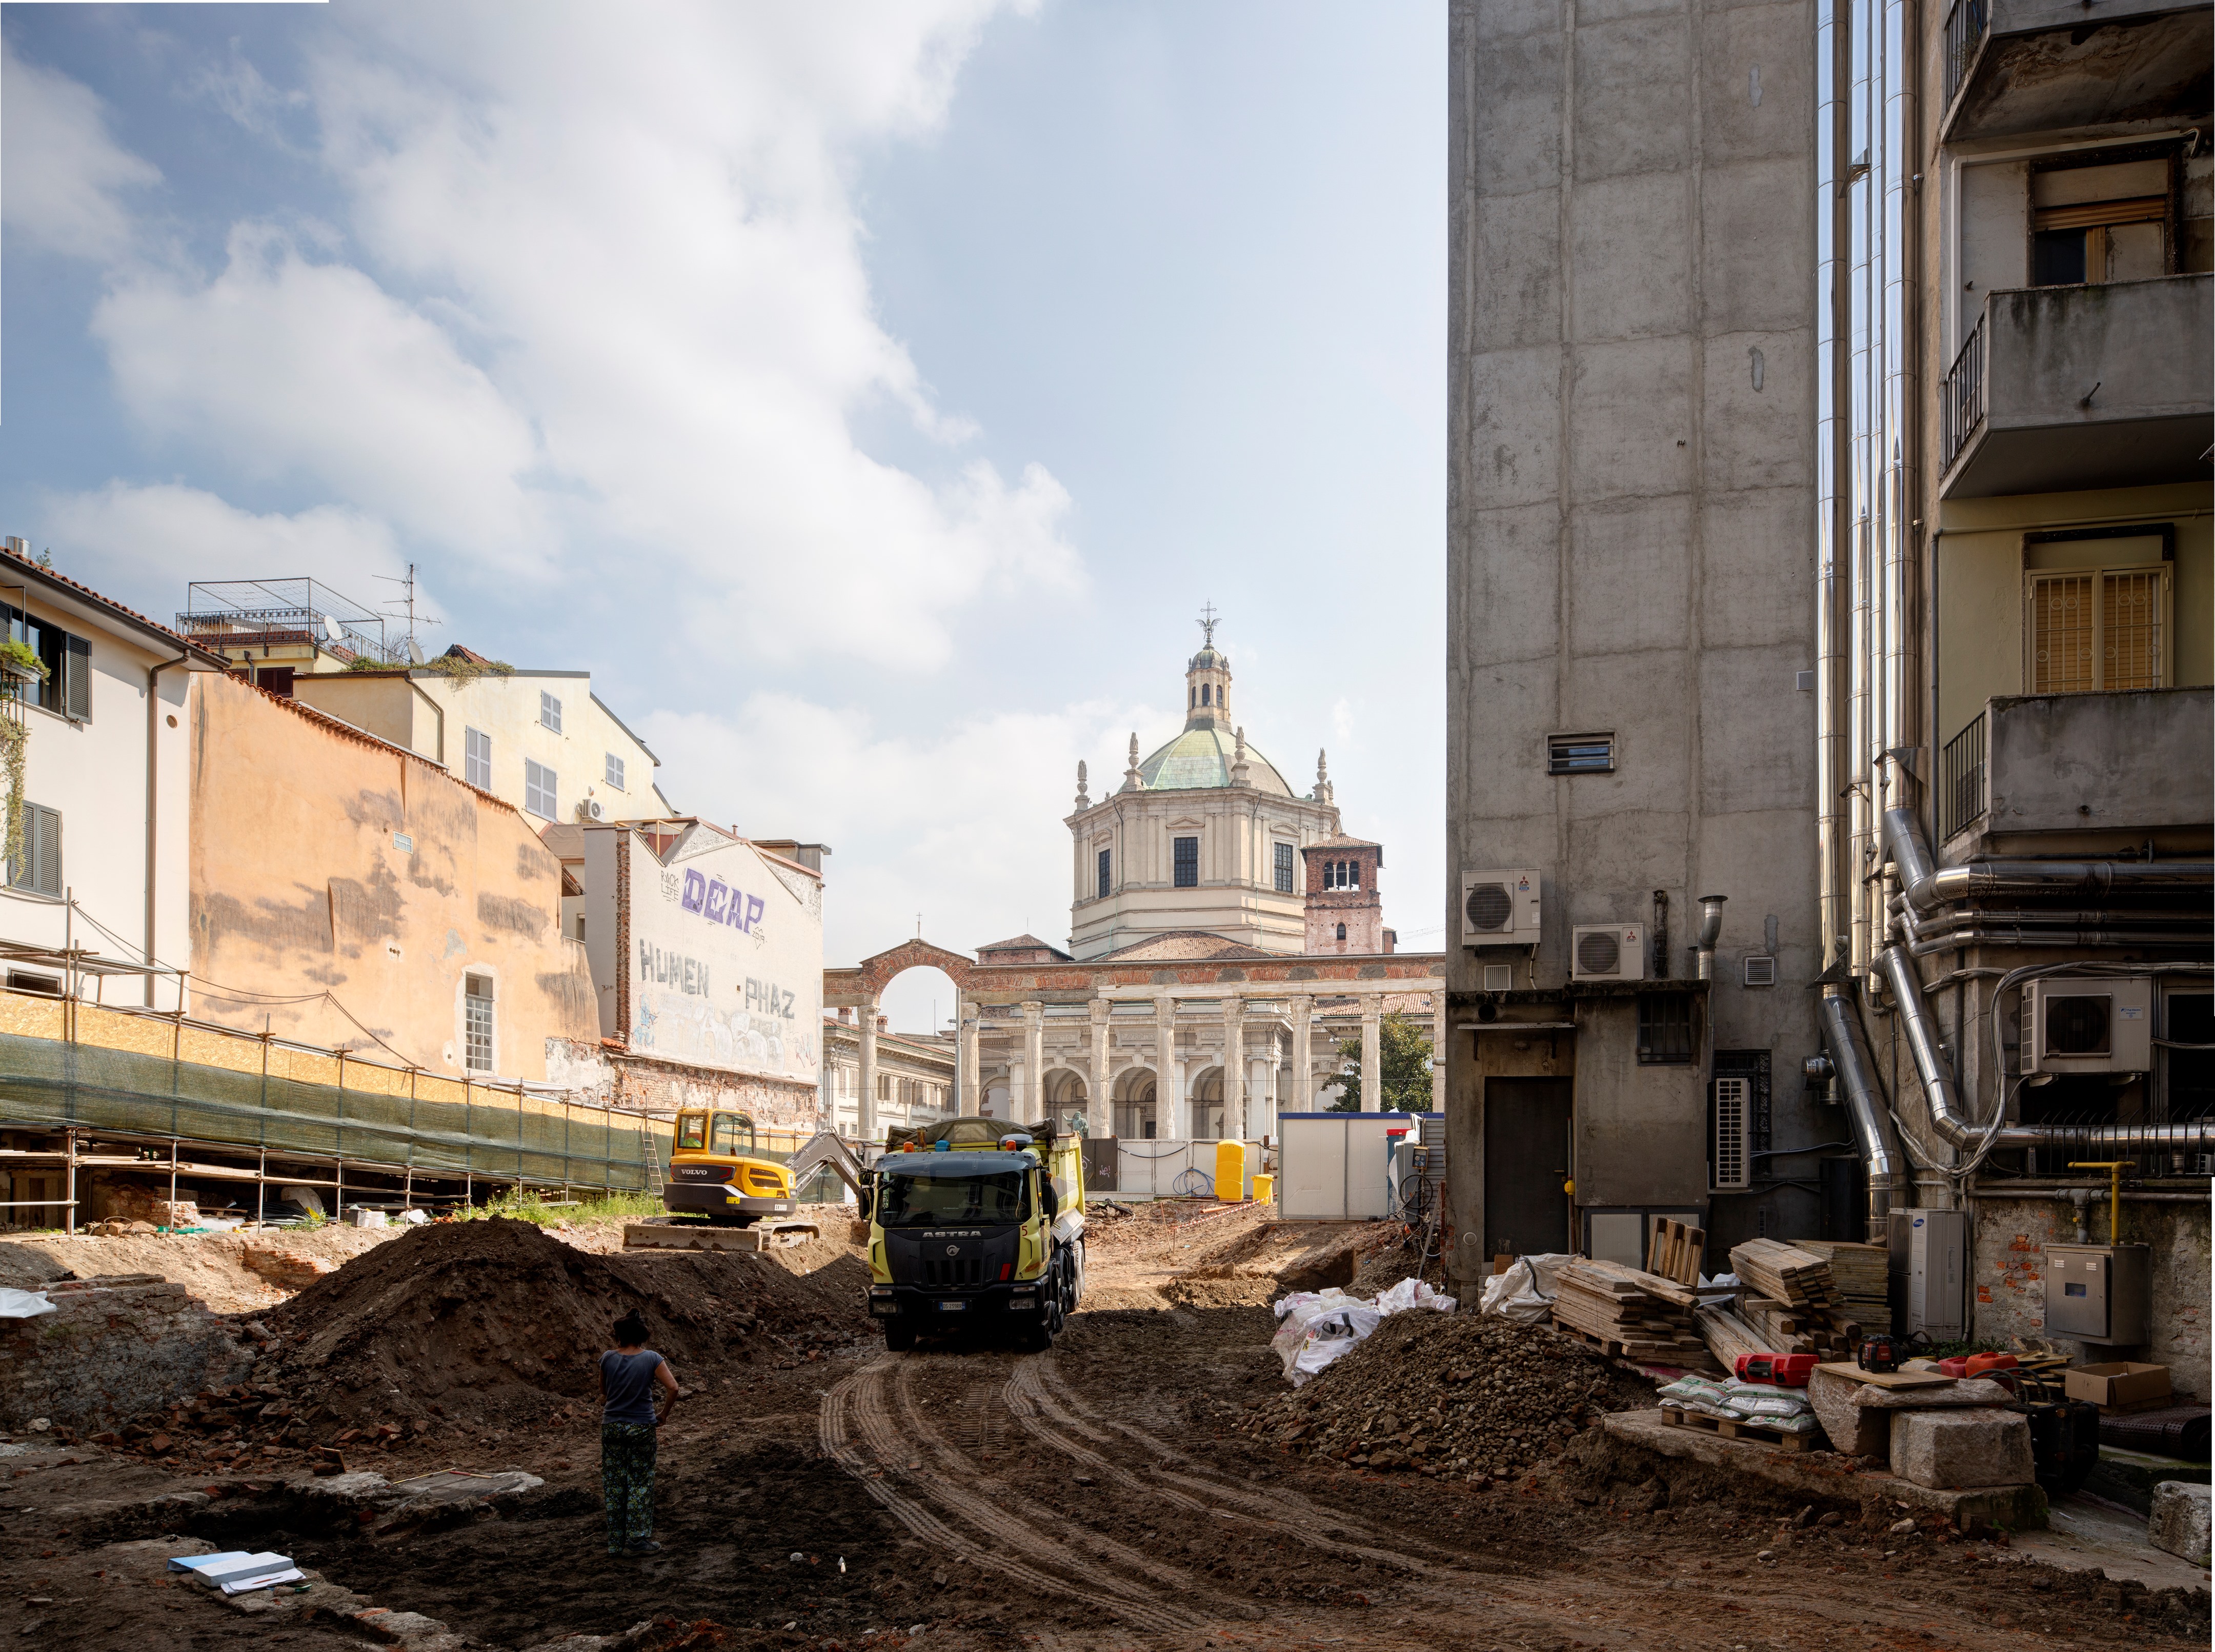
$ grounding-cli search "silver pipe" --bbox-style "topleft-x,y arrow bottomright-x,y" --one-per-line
1903,908 -> 2213,931
1878,945 -> 2215,1146
1814,0 -> 1846,972
1694,894 -> 1726,981
1817,989 -> 1906,1238
1907,926 -> 2213,957
1882,807 -> 2214,913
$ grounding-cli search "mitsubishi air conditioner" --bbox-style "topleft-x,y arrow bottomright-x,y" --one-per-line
576,797 -> 608,823
2027,977 -> 2152,1075
1460,869 -> 1542,948
1571,922 -> 1646,982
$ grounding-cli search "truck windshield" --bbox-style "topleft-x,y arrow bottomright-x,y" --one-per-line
877,1171 -> 1028,1228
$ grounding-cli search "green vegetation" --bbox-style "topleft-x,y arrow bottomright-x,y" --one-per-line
0,640 -> 47,681
1330,1011 -> 1435,1112
461,1187 -> 666,1226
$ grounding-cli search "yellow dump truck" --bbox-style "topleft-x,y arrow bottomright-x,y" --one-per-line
660,1109 -> 801,1226
864,1118 -> 1086,1352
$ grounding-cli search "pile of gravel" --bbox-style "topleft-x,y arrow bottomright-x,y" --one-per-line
1239,1308 -> 1656,1483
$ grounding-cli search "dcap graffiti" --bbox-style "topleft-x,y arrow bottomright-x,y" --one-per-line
681,869 -> 765,935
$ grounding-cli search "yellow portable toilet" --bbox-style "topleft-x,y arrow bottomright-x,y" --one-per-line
1214,1138 -> 1248,1202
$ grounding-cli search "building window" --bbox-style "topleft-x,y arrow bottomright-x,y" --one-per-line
2026,565 -> 2168,694
1274,841 -> 1294,894
1637,994 -> 1697,1065
1324,859 -> 1360,891
1547,732 -> 1616,774
465,727 -> 492,790
1097,848 -> 1112,899
2167,992 -> 2214,1123
605,752 -> 626,790
539,690 -> 562,733
2029,155 -> 2172,288
525,759 -> 558,820
1201,683 -> 1211,706
464,974 -> 495,1072
575,914 -> 586,942
0,607 -> 91,720
877,1074 -> 892,1101
7,803 -> 61,897
1335,923 -> 1347,942
1173,835 -> 1199,888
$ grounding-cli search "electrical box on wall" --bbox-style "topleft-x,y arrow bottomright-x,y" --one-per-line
1887,1208 -> 1966,1341
1460,869 -> 1542,948
2026,978 -> 2153,1074
2044,1244 -> 2151,1344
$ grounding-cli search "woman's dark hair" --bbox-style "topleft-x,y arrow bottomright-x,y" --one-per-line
612,1309 -> 650,1346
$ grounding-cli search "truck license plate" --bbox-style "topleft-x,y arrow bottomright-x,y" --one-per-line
937,1300 -> 968,1313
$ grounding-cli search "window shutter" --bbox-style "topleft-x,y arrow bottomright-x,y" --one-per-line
27,804 -> 61,895
64,634 -> 90,721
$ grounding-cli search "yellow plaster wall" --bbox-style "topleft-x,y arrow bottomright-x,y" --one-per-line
189,674 -> 598,1080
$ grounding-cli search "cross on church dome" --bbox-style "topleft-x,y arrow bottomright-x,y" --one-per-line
1198,601 -> 1220,648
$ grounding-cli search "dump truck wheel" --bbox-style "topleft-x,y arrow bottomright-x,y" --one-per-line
1015,1317 -> 1052,1353
884,1321 -> 916,1352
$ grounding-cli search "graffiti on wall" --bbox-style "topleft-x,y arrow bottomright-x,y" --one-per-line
680,868 -> 766,936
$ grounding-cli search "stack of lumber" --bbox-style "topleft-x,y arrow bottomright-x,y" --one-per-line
1787,1239 -> 1888,1315
1727,1239 -> 1868,1357
1551,1258 -> 1718,1367
1645,1217 -> 1705,1286
1694,1304 -> 1766,1369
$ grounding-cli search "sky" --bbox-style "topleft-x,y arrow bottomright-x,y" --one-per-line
0,2 -> 1445,1035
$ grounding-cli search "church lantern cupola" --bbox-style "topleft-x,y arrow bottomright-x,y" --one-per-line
1185,603 -> 1232,730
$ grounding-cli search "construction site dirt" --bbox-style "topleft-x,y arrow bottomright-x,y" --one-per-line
0,1204 -> 2203,1652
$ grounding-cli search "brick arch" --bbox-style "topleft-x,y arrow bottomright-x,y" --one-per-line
825,938 -> 980,1005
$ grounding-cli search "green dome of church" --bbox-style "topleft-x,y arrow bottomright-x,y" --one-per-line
1137,723 -> 1293,795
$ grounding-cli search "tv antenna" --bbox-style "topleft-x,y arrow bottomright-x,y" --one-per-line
372,563 -> 441,664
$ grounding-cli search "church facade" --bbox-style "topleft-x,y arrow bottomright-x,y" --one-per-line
1065,629 -> 1344,959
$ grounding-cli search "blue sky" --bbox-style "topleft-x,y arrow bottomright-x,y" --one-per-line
0,3 -> 1444,1032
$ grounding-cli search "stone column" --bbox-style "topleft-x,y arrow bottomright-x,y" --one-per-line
1021,1000 -> 1045,1123
1088,998 -> 1112,1137
1361,994 -> 1384,1113
957,1001 -> 981,1116
1153,995 -> 1177,1138
858,996 -> 879,1142
1221,995 -> 1246,1141
1431,981 -> 1448,1111
1289,996 -> 1314,1112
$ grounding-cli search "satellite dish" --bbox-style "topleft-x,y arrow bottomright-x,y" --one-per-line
406,637 -> 426,666
321,615 -> 345,643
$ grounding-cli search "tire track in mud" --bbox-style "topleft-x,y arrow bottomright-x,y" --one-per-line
819,1354 -> 1205,1636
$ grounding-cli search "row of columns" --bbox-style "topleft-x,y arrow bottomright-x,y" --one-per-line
843,985 -> 1449,1143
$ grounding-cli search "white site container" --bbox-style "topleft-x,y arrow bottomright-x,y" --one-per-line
1276,1113 -> 1420,1220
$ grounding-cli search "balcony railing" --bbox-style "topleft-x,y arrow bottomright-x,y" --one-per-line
1943,0 -> 1992,106
1941,317 -> 1986,475
1940,711 -> 1988,843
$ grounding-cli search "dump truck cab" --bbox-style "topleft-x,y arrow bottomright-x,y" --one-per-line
865,1118 -> 1086,1352
662,1109 -> 799,1225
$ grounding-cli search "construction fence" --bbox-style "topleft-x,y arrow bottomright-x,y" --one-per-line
0,992 -> 657,1193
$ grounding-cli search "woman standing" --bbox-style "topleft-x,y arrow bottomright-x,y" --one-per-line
599,1308 -> 679,1556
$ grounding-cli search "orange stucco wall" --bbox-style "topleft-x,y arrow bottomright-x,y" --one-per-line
189,673 -> 596,1077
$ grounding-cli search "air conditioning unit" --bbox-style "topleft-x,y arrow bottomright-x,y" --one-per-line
1570,922 -> 1646,981
1460,869 -> 1542,948
576,797 -> 608,823
2027,977 -> 2152,1074
1712,1075 -> 1750,1191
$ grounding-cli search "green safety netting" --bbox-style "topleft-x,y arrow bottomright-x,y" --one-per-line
0,1032 -> 655,1190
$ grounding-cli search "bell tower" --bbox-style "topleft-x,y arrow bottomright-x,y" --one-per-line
1184,603 -> 1232,730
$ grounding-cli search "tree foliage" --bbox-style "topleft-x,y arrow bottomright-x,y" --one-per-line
1329,1011 -> 1435,1113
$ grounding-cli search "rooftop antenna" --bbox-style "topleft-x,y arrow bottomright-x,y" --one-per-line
372,562 -> 441,663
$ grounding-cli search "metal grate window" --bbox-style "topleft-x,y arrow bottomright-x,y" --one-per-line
525,759 -> 557,820
605,752 -> 626,790
1715,1047 -> 1773,1159
2103,570 -> 2162,689
1637,993 -> 1697,1065
2028,566 -> 2166,694
2030,574 -> 2096,692
7,803 -> 60,897
539,691 -> 562,733
464,974 -> 494,1072
1274,841 -> 1295,895
1546,733 -> 1615,775
1713,1076 -> 1748,1190
1097,848 -> 1112,899
465,727 -> 492,790
1173,836 -> 1198,889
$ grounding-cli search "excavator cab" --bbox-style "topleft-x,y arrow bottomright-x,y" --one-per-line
662,1108 -> 798,1226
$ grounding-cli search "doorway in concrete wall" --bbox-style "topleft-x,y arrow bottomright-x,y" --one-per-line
1483,1077 -> 1571,1257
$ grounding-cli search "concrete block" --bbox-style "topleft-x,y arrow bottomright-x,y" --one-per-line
1700,158 -> 1817,331
1807,1367 -> 1889,1461
1568,497 -> 1692,656
1465,347 -> 1562,510
1701,331 -> 1813,494
1698,488 -> 1813,649
2148,1481 -> 2211,1566
1699,643 -> 1816,815
1472,34 -> 1562,197
1571,175 -> 1693,341
1697,4 -> 1815,165
1888,1407 -> 2035,1490
1471,192 -> 1562,351
1457,506 -> 1563,669
1568,338 -> 1694,502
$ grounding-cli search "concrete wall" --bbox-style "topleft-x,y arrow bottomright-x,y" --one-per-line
1972,1194 -> 2210,1402
1445,0 -> 1825,1272
1984,687 -> 2214,836
189,673 -> 597,1077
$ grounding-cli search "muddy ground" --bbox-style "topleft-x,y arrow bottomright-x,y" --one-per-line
0,1202 -> 2203,1651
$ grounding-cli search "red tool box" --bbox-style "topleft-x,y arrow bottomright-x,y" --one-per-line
1735,1352 -> 1817,1387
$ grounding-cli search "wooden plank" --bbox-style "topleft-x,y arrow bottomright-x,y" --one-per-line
1811,1361 -> 1956,1389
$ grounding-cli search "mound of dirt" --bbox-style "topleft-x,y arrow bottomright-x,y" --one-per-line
1239,1309 -> 1655,1483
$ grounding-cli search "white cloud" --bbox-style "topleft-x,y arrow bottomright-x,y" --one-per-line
72,3 -> 1078,669
1,35 -> 161,260
40,482 -> 419,616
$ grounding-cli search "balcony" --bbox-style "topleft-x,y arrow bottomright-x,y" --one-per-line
1939,275 -> 2212,499
1941,688 -> 2213,844
1941,0 -> 2211,144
